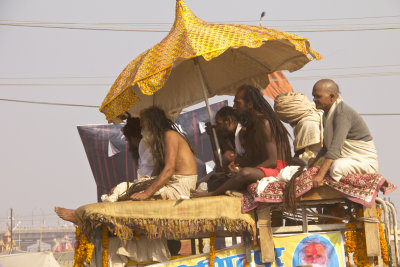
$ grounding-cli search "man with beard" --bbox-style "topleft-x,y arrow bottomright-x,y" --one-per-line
55,107 -> 198,263
207,106 -> 241,171
192,85 -> 292,197
55,107 -> 198,221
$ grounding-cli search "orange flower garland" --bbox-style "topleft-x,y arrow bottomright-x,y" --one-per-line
102,225 -> 109,267
344,207 -> 389,267
344,209 -> 370,267
374,208 -> 389,266
209,232 -> 216,266
73,227 -> 95,267
244,252 -> 251,267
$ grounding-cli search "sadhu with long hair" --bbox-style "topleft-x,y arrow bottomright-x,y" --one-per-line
192,85 -> 292,197
55,106 -> 198,222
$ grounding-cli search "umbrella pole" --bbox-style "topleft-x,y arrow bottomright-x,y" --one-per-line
194,59 -> 223,167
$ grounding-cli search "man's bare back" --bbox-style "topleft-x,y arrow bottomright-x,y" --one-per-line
167,130 -> 197,176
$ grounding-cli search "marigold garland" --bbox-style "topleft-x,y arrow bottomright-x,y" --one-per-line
102,225 -> 109,267
374,208 -> 389,266
243,252 -> 251,267
209,232 -> 216,266
73,227 -> 95,267
344,209 -> 370,267
344,207 -> 389,267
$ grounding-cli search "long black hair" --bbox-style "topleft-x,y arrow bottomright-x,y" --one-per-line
122,116 -> 142,162
140,107 -> 195,173
237,85 -> 292,163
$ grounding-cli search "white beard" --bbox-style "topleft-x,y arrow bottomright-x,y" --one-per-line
141,130 -> 154,149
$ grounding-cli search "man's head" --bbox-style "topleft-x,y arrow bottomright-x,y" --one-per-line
233,85 -> 275,119
139,106 -> 173,147
122,116 -> 142,157
139,106 -> 193,171
312,79 -> 340,113
215,106 -> 238,137
233,84 -> 292,163
303,242 -> 327,266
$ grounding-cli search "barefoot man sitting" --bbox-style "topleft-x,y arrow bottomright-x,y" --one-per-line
192,85 -> 292,197
56,106 -> 198,224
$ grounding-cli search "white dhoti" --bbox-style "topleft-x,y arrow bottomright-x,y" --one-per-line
330,139 -> 379,181
99,174 -> 197,266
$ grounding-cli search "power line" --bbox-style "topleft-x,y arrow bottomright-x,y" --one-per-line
0,71 -> 399,86
0,23 -> 169,32
0,76 -> 114,80
223,15 -> 400,23
1,98 -> 400,116
0,83 -> 110,86
360,113 -> 400,116
301,64 -> 400,72
1,14 -> 399,24
286,72 -> 400,80
0,64 -> 399,81
0,98 -> 99,108
1,20 -> 400,32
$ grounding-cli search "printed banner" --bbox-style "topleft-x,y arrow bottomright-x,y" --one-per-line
149,232 -> 345,267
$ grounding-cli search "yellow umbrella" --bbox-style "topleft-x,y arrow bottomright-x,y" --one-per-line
100,0 -> 321,164
100,0 -> 321,123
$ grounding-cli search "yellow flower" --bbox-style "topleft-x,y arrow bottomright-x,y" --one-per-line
73,227 -> 95,267
102,225 -> 109,267
209,232 -> 216,267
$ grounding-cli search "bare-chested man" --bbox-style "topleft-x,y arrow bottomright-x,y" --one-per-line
192,85 -> 291,197
56,106 -> 198,223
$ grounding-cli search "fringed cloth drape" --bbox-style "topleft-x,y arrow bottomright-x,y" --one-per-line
242,166 -> 397,213
75,196 -> 256,242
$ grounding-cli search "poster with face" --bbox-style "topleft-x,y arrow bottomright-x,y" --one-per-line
149,232 -> 345,267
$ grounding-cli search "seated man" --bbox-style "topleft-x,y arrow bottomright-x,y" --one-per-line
192,85 -> 292,197
207,106 -> 242,171
101,116 -> 156,202
274,92 -> 323,166
56,106 -> 197,220
311,79 -> 379,188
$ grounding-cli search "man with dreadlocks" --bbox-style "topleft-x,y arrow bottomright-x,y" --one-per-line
192,85 -> 292,197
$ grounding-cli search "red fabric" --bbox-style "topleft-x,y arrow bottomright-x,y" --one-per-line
255,160 -> 288,177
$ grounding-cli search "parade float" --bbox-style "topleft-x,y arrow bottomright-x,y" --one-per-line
71,1 -> 398,266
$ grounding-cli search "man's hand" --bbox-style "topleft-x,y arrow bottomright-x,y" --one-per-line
205,122 -> 214,136
312,158 -> 333,188
312,173 -> 324,188
130,191 -> 151,201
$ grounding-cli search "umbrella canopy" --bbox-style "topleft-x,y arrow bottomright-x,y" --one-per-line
100,0 -> 321,123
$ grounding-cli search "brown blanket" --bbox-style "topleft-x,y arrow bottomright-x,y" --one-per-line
75,196 -> 256,241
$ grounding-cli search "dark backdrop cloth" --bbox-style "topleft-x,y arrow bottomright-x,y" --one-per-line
78,101 -> 227,201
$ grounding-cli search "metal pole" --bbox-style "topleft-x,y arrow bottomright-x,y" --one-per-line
386,201 -> 399,266
194,58 -> 223,167
9,208 -> 13,254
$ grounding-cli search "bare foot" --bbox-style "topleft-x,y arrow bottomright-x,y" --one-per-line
190,189 -> 212,198
54,206 -> 78,225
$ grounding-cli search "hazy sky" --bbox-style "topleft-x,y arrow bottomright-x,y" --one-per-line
1,0 -> 399,227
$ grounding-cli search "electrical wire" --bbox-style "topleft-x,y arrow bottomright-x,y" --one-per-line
0,98 -> 99,108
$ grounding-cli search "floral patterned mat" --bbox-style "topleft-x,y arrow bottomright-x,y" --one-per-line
242,167 -> 397,213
